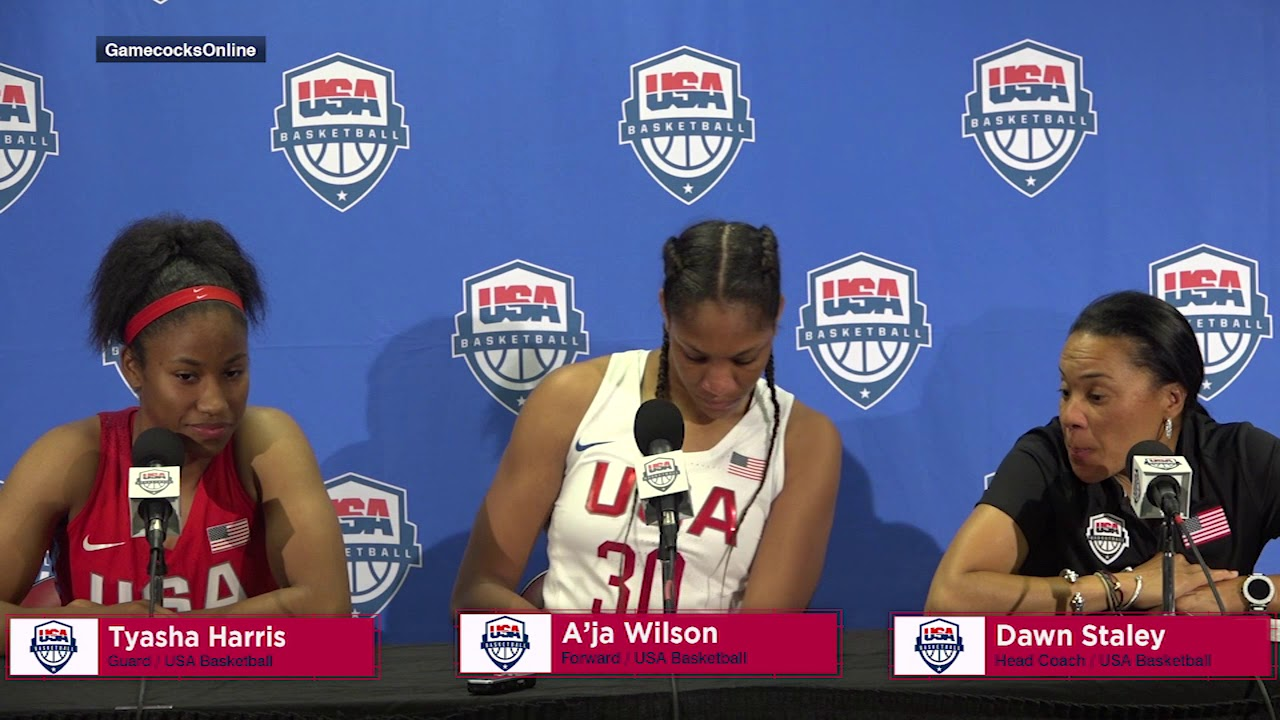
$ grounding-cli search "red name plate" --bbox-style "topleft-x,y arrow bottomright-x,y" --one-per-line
891,614 -> 1274,679
7,616 -> 378,678
457,612 -> 841,677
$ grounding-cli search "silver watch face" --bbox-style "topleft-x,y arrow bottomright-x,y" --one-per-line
1245,576 -> 1272,604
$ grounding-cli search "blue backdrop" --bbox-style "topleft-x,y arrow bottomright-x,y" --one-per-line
1,0 -> 1278,644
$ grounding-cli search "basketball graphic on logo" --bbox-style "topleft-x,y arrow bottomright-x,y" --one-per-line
823,339 -> 907,381
300,140 -> 385,183
478,346 -> 566,390
0,148 -> 33,186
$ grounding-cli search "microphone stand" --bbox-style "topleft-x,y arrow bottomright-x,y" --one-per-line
653,496 -> 682,720
1161,513 -> 1176,614
658,500 -> 679,614
123,505 -> 171,720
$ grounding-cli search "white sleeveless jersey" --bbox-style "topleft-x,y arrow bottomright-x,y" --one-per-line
542,349 -> 794,612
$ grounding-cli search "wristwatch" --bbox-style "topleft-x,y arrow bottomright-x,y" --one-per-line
1242,573 -> 1275,612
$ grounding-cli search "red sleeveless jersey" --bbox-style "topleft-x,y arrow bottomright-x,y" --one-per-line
52,408 -> 279,610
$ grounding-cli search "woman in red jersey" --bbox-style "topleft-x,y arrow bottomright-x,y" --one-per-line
0,216 -> 350,653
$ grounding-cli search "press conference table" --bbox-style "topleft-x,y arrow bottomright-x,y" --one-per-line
1,630 -> 1277,720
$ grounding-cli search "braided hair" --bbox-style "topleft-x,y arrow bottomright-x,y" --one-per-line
88,215 -> 266,364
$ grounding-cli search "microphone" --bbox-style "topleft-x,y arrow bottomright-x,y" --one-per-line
633,399 -> 694,614
129,428 -> 185,550
1127,440 -> 1193,520
633,398 -> 694,528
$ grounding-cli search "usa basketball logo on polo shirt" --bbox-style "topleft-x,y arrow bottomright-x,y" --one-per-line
325,472 -> 423,616
0,62 -> 59,214
451,260 -> 590,414
1150,244 -> 1272,400
1086,512 -> 1129,565
796,253 -> 932,410
619,46 -> 755,204
272,53 -> 410,211
962,39 -> 1097,197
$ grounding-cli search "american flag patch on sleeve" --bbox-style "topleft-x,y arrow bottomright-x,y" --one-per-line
1181,506 -> 1231,548
727,451 -> 766,482
207,518 -> 251,553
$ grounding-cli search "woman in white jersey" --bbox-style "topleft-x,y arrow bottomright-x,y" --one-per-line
452,220 -> 841,613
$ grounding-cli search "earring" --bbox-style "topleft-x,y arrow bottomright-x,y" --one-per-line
1163,417 -> 1173,440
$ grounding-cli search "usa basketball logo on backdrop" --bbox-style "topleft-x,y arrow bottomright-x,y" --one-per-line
325,472 -> 422,616
452,260 -> 590,414
1150,245 -> 1272,400
619,46 -> 755,204
101,341 -> 136,396
0,62 -> 59,214
914,619 -> 964,674
271,53 -> 410,212
481,615 -> 530,672
1085,512 -> 1129,565
962,39 -> 1097,197
796,253 -> 932,410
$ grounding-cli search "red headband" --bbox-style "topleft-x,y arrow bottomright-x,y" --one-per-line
123,286 -> 245,345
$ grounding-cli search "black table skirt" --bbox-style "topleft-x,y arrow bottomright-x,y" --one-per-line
2,630 -> 1277,720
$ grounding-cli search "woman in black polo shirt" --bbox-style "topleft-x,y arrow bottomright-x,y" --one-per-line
926,290 -> 1280,615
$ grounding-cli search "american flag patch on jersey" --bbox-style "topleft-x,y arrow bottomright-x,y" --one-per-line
727,452 -> 766,482
1182,506 -> 1231,548
207,519 -> 251,553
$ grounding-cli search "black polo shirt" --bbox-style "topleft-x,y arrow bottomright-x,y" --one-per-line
981,411 -> 1280,576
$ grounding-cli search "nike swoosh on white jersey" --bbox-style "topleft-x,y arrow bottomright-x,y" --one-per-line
82,537 -> 126,552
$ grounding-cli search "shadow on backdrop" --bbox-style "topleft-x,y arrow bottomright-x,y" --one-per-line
808,446 -> 942,626
324,316 -> 637,644
808,305 -> 1071,625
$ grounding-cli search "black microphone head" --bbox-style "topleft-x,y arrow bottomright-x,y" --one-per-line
1126,439 -> 1172,476
634,398 -> 685,456
132,427 -> 185,467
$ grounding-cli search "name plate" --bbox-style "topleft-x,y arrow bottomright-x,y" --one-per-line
7,616 -> 378,678
891,614 -> 1273,678
457,611 -> 842,677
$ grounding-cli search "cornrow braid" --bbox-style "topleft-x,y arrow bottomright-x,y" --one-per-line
735,355 -> 781,533
657,329 -> 671,401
